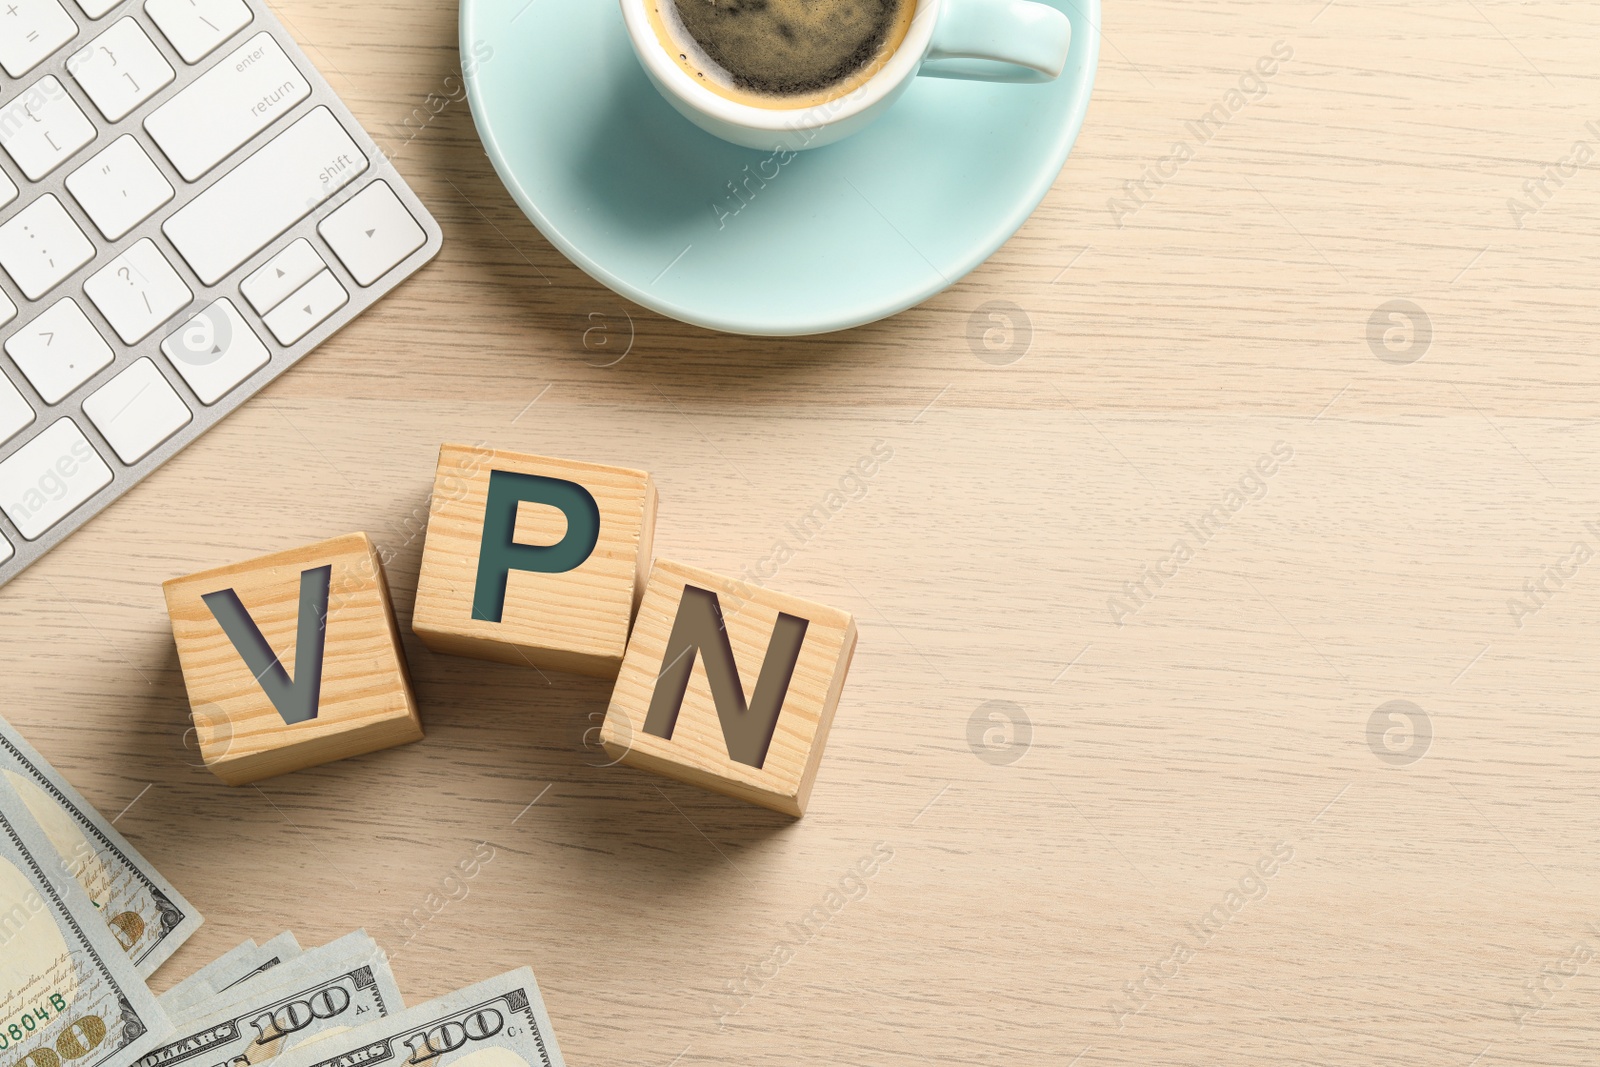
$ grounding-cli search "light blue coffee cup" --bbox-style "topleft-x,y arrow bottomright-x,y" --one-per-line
619,0 -> 1074,151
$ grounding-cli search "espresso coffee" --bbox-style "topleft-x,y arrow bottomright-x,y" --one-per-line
650,0 -> 918,108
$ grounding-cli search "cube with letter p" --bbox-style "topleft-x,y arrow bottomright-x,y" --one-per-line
601,559 -> 857,816
411,444 -> 658,677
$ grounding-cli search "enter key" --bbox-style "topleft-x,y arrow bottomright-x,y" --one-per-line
144,31 -> 310,181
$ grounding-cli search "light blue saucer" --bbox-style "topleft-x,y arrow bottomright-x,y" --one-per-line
460,0 -> 1099,336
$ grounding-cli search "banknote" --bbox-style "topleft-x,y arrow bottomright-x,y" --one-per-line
165,932 -> 304,1026
138,931 -> 403,1067
158,941 -> 255,1017
0,771 -> 169,1067
175,932 -> 378,1024
206,932 -> 303,999
0,713 -> 203,975
270,968 -> 565,1067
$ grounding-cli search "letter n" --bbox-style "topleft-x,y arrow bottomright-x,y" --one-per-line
472,470 -> 600,623
201,566 -> 332,725
641,585 -> 809,768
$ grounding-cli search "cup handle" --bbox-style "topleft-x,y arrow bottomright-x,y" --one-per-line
920,0 -> 1073,82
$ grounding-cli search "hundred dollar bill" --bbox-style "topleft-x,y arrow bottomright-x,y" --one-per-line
0,713 -> 203,975
164,932 -> 304,1022
220,933 -> 303,989
0,771 -> 169,1067
158,941 -> 255,1017
173,932 -> 376,1027
138,931 -> 403,1067
270,968 -> 564,1067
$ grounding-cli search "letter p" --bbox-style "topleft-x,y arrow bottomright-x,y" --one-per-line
472,470 -> 601,624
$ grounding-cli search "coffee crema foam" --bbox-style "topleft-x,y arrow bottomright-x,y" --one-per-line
648,0 -> 918,109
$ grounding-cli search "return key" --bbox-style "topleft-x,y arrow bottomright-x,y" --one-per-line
144,32 -> 310,182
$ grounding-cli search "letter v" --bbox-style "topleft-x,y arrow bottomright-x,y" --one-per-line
201,565 -> 332,725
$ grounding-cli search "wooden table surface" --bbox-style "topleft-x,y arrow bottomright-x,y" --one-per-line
5,0 -> 1599,1064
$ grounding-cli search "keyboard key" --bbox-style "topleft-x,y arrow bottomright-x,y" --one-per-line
161,298 -> 268,404
241,238 -> 323,314
164,107 -> 367,285
0,170 -> 15,211
67,18 -> 175,122
0,372 -> 36,447
0,0 -> 77,77
0,196 -> 95,301
83,238 -> 193,345
0,78 -> 96,181
83,357 -> 191,463
0,418 -> 112,540
0,291 -> 14,329
144,0 -> 250,63
5,298 -> 114,403
66,136 -> 174,240
318,181 -> 426,287
145,32 -> 309,181
263,269 -> 346,345
74,0 -> 124,18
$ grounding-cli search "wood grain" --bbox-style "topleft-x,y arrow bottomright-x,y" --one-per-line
2,0 -> 1597,1064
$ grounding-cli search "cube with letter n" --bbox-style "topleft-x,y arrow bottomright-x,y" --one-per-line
601,559 -> 857,816
412,444 -> 658,677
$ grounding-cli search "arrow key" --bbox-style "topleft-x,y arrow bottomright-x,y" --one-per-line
318,181 -> 426,287
240,238 -> 326,315
263,269 -> 346,345
161,298 -> 269,405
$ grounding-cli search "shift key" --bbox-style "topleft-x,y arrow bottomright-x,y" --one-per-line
164,107 -> 367,286
145,33 -> 310,181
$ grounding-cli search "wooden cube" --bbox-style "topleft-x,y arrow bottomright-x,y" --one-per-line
412,444 -> 657,678
601,559 -> 857,816
163,533 -> 423,785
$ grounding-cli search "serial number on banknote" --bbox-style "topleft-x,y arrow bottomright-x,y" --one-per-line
0,993 -> 110,1062
0,992 -> 68,1050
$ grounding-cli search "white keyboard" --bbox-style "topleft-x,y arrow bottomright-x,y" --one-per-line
0,0 -> 441,585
